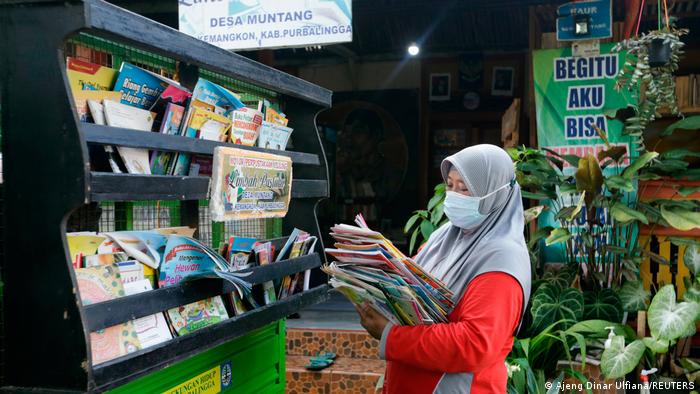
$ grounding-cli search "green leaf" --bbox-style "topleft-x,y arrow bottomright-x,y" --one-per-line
652,159 -> 690,173
611,203 -> 649,224
648,285 -> 700,341
576,155 -> 604,195
583,289 -> 624,322
527,226 -> 554,249
427,192 -> 443,211
668,237 -> 700,248
662,115 -> 700,136
598,146 -> 628,163
623,151 -> 659,179
660,205 -> 700,231
618,281 -> 650,312
545,228 -> 571,246
605,175 -> 635,192
684,282 -> 700,304
642,337 -> 670,354
521,190 -> 551,200
434,183 -> 446,193
601,336 -> 645,380
541,269 -> 574,290
529,284 -> 584,333
684,245 -> 700,277
420,220 -> 435,240
404,214 -> 420,233
660,148 -> 700,160
679,186 -> 700,197
638,172 -> 662,181
524,205 -> 545,224
546,372 -> 565,394
409,229 -> 419,255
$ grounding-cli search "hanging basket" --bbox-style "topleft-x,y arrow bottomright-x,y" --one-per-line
648,38 -> 672,67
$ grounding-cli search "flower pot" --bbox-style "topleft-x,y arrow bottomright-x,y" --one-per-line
649,38 -> 672,67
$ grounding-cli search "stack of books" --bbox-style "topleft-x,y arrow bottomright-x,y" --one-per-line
323,215 -> 454,326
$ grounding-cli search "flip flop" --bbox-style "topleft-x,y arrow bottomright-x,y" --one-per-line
305,357 -> 334,371
317,351 -> 337,360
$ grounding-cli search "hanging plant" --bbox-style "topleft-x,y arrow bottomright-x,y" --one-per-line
612,0 -> 688,150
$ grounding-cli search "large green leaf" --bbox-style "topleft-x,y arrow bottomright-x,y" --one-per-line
642,337 -> 670,354
601,336 -> 645,380
684,282 -> 700,304
668,237 -> 700,248
427,192 -> 443,211
679,186 -> 700,197
622,151 -> 659,179
555,192 -> 585,222
648,285 -> 700,341
546,372 -> 565,394
684,245 -> 700,277
521,190 -> 551,200
598,146 -> 628,163
527,226 -> 554,249
610,203 -> 649,225
618,280 -> 650,312
583,289 -> 624,322
420,220 -> 436,240
576,154 -> 603,196
660,148 -> 700,160
541,269 -> 574,290
660,205 -> 700,231
662,115 -> 700,136
529,284 -> 584,333
545,228 -> 572,246
404,214 -> 421,233
605,175 -> 634,192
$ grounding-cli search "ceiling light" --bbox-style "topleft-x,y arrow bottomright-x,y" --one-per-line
407,43 -> 420,56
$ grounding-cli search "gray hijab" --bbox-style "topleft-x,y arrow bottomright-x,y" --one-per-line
416,144 -> 531,331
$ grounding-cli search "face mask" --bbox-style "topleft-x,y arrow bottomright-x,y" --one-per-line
443,181 -> 512,229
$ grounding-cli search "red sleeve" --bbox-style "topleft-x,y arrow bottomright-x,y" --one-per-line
384,272 -> 523,373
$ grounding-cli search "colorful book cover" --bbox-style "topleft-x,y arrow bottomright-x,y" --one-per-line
150,85 -> 191,131
191,78 -> 245,116
158,236 -> 229,288
188,155 -> 213,177
150,103 -> 185,175
72,90 -> 122,122
166,297 -> 229,336
171,107 -> 231,175
67,234 -> 106,268
103,231 -> 167,269
231,107 -> 263,146
113,62 -> 169,109
258,121 -> 293,151
75,264 -> 141,364
228,237 -> 256,271
265,106 -> 288,126
116,260 -> 146,284
254,242 -> 276,305
123,279 -> 173,347
66,57 -> 118,93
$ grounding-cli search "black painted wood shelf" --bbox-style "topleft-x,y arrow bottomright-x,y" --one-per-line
82,123 -> 321,166
91,285 -> 330,391
83,253 -> 323,331
89,172 -> 328,201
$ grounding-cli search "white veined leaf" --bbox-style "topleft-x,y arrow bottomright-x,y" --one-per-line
601,336 -> 645,379
648,285 -> 700,341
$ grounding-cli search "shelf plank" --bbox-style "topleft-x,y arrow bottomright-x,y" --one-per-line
83,254 -> 323,331
89,173 -> 328,201
92,285 -> 330,391
81,124 -> 320,166
84,0 -> 331,107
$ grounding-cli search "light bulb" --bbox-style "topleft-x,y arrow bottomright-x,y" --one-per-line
407,44 -> 420,56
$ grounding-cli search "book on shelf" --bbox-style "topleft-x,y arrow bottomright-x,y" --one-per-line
277,229 -> 317,299
191,78 -> 245,116
66,57 -> 118,93
150,102 -> 185,175
113,62 -> 172,110
73,90 -> 122,123
103,100 -> 155,175
123,279 -> 174,347
257,121 -> 293,151
74,264 -> 142,364
231,107 -> 263,146
322,214 -> 454,326
150,84 -> 192,132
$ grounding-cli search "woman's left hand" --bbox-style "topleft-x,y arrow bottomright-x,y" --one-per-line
355,302 -> 389,340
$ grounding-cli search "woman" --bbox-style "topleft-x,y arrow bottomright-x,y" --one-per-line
355,144 -> 531,393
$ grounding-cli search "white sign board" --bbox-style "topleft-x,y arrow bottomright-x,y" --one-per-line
179,0 -> 353,51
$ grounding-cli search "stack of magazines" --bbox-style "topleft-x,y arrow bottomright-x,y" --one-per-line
323,214 -> 454,325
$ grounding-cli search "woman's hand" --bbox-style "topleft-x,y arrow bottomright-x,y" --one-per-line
355,302 -> 389,340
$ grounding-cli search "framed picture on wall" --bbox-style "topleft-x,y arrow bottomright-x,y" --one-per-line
429,73 -> 451,101
491,67 -> 514,96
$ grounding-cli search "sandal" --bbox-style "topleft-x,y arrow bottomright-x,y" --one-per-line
305,357 -> 334,371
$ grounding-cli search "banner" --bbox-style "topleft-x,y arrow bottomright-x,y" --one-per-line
179,0 -> 353,50
210,147 -> 292,222
533,43 -> 635,264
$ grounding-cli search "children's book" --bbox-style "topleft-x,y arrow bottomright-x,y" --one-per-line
66,57 -> 118,93
228,237 -> 256,271
67,234 -> 106,268
150,103 -> 185,175
187,155 -> 213,177
83,252 -> 129,268
257,121 -> 293,151
103,100 -> 154,175
170,102 -> 228,176
231,107 -> 263,146
254,242 -> 276,305
103,231 -> 166,269
73,90 -> 122,122
74,264 -> 141,364
123,279 -> 173,347
166,297 -> 229,336
152,227 -> 197,237
113,62 -> 170,109
191,78 -> 245,116
265,106 -> 289,126
150,85 -> 191,131
116,260 -> 147,284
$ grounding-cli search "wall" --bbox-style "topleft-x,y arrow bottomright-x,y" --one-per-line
297,60 -> 420,92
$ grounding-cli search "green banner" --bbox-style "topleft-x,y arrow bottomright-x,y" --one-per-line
533,43 -> 635,264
